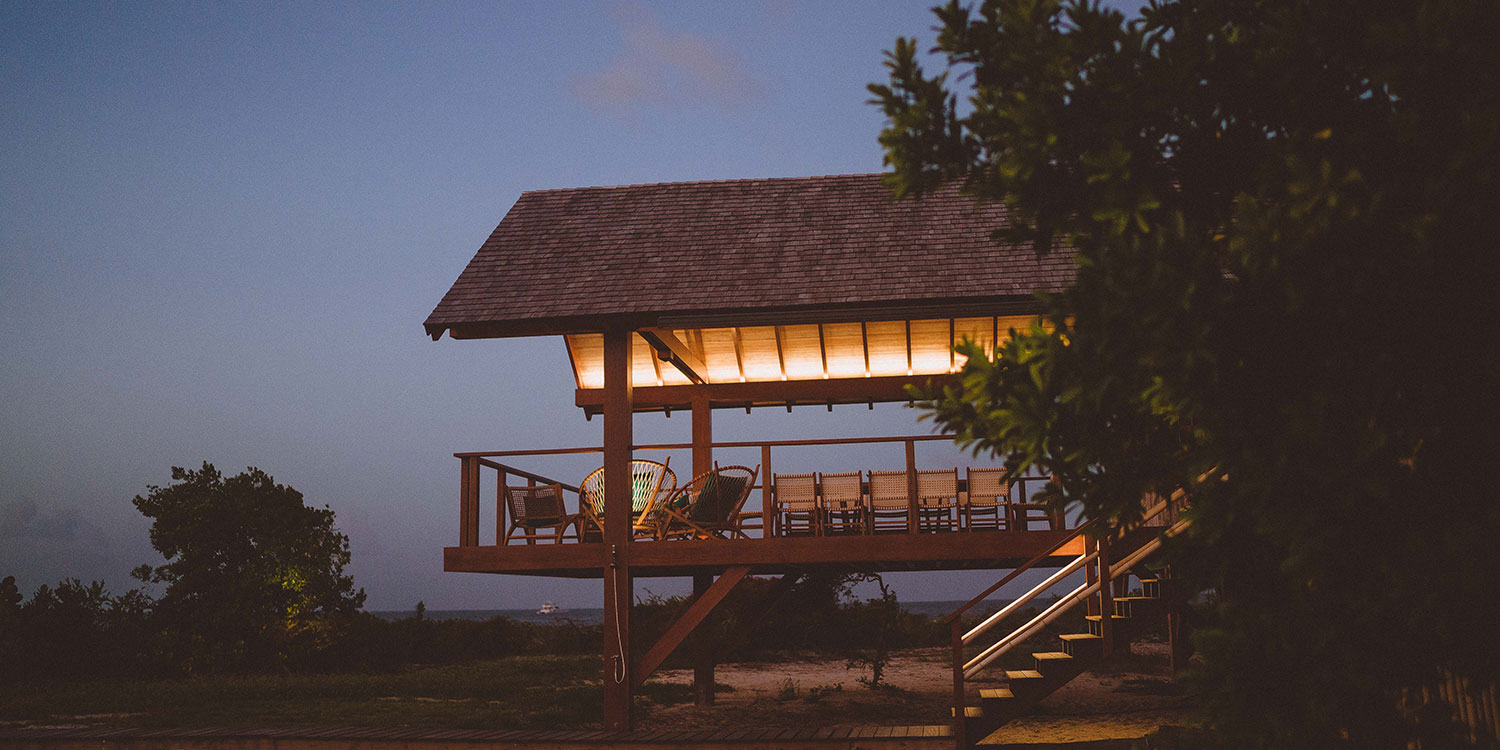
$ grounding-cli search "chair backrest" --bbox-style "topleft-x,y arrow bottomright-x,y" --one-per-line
819,472 -> 863,510
774,473 -> 817,511
867,470 -> 910,510
916,468 -> 959,506
579,458 -> 675,523
505,484 -> 565,524
685,465 -> 759,524
966,467 -> 1010,507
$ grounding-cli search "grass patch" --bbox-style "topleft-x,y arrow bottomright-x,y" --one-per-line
0,655 -> 639,730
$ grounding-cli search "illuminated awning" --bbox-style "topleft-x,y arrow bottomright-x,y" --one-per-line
565,314 -> 1039,413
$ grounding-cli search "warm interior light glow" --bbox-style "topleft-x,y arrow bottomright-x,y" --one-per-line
564,315 -> 1039,390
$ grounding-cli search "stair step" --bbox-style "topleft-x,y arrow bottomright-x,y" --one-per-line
1085,614 -> 1129,636
978,688 -> 1014,700
1034,651 -> 1073,663
1004,669 -> 1044,681
951,705 -> 984,718
1058,632 -> 1103,657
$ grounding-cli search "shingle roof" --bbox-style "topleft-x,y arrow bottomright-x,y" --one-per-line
424,173 -> 1074,339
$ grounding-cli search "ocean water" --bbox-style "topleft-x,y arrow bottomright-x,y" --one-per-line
369,600 -> 1010,627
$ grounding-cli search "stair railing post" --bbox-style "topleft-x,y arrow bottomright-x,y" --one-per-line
951,617 -> 967,750
1084,536 -> 1099,617
1098,534 -> 1113,658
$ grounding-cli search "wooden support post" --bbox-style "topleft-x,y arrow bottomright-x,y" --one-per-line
905,439 -> 919,534
1166,570 -> 1191,676
951,618 -> 967,750
1098,535 -> 1113,659
761,443 -> 773,538
689,395 -> 715,705
691,394 -> 712,477
459,456 -> 479,547
602,326 -> 634,731
692,572 -> 716,706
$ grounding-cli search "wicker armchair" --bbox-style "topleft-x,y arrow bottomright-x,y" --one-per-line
656,464 -> 760,540
502,483 -> 578,544
578,458 -> 676,541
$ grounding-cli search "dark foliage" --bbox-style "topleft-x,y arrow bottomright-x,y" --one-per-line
132,463 -> 365,673
871,1 -> 1500,747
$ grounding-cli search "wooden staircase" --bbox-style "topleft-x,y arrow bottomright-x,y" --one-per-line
956,577 -> 1179,743
942,489 -> 1193,750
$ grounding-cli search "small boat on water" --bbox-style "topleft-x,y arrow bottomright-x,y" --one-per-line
537,601 -> 560,615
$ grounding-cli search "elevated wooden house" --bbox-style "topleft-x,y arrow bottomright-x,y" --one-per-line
425,174 -> 1187,747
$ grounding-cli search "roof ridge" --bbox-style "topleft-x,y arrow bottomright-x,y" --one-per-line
518,172 -> 885,197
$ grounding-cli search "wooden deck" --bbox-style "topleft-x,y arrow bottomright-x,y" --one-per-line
446,529 -> 1087,577
0,724 -> 957,749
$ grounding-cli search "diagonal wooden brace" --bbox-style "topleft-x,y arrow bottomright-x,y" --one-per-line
631,565 -> 751,689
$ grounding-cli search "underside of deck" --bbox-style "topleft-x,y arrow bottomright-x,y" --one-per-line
444,530 -> 1086,578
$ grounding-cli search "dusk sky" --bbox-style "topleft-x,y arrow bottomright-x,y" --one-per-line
2,1 -> 1143,611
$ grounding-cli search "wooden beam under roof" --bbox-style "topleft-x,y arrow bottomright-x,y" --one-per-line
576,373 -> 951,414
639,328 -> 707,385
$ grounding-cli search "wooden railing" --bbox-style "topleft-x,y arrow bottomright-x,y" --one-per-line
943,489 -> 1191,747
453,434 -> 1062,547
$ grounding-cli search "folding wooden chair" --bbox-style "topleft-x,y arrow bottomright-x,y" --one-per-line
867,470 -> 911,534
819,471 -> 866,535
916,468 -> 960,532
963,467 -> 1012,531
773,472 -> 819,537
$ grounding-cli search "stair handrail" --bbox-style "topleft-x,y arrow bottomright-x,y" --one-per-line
941,516 -> 1099,626
964,514 -> 1191,677
951,491 -> 1175,643
948,480 -> 1206,749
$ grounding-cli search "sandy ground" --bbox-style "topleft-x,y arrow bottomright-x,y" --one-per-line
640,640 -> 1193,744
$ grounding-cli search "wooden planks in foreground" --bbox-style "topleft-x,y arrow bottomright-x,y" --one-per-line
0,724 -> 955,750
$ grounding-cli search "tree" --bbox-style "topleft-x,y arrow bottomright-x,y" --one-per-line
133,462 -> 365,672
871,1 -> 1499,747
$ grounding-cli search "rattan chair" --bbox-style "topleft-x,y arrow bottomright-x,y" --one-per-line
916,468 -> 960,532
819,471 -> 866,535
656,464 -> 760,540
963,467 -> 1012,531
773,472 -> 819,537
578,457 -> 676,541
502,483 -> 578,544
867,470 -> 911,533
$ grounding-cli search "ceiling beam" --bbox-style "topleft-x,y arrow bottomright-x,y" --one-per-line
639,328 -> 707,385
576,373 -> 954,413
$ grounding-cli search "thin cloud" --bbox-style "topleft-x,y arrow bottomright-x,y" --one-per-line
0,499 -> 83,541
569,2 -> 765,116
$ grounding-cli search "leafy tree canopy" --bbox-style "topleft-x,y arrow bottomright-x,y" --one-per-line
134,462 -> 365,672
872,0 -> 1499,746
